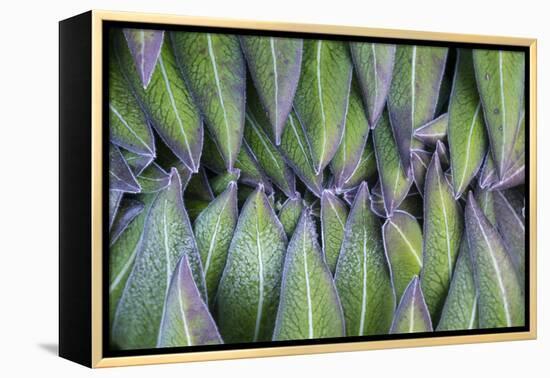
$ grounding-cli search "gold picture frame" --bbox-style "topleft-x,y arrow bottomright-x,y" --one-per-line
59,9 -> 537,368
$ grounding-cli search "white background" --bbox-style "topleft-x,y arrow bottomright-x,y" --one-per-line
0,0 -> 547,376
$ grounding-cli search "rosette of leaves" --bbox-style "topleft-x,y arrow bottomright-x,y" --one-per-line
108,28 -> 526,350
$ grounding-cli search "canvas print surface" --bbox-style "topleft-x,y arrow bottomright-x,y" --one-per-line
107,26 -> 526,352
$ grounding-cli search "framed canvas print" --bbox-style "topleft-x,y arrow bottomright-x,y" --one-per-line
59,10 -> 537,368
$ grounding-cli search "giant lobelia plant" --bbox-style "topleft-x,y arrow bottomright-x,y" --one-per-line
108,28 -> 526,349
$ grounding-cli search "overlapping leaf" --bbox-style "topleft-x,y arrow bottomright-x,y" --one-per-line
216,185 -> 287,342
111,170 -> 206,349
321,190 -> 349,274
390,277 -> 433,334
240,36 -> 303,144
273,209 -> 345,340
387,45 -> 448,172
334,182 -> 395,336
171,32 -> 246,170
448,49 -> 488,198
350,42 -> 396,127
473,50 -> 525,177
294,39 -> 353,173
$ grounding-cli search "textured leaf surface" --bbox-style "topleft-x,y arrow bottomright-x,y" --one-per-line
109,144 -> 141,193
373,110 -> 413,216
413,113 -> 448,146
109,194 -> 154,325
475,186 -> 497,226
110,198 -> 145,246
321,190 -> 349,274
109,41 -> 155,156
421,153 -> 463,322
109,190 -> 123,229
410,149 -> 431,195
216,185 -> 287,342
158,255 -> 222,347
123,29 -> 164,88
171,32 -> 245,170
244,110 -> 296,197
331,78 -> 370,189
278,194 -> 304,238
492,112 -> 525,190
241,36 -> 302,144
210,169 -> 240,196
465,193 -> 524,328
111,170 -> 206,349
115,32 -> 203,172
390,277 -> 433,333
383,210 -> 423,302
279,110 -> 325,196
122,149 -> 154,176
194,182 -> 238,307
294,40 -> 353,173
136,163 -> 171,193
493,189 -> 525,285
388,45 -> 448,171
350,42 -> 396,126
448,50 -> 488,198
202,131 -> 270,190
273,210 -> 345,340
341,137 -> 377,190
473,50 -> 525,177
437,238 -> 478,331
334,182 -> 395,336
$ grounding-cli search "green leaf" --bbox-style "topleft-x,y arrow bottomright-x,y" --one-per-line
465,193 -> 524,328
350,42 -> 396,127
493,189 -> 525,287
437,238 -> 478,331
244,111 -> 296,197
491,112 -> 525,190
388,45 -> 448,171
331,78 -> 370,189
109,144 -> 141,193
110,198 -> 144,246
185,168 -> 214,202
321,190 -> 349,274
389,277 -> 433,333
278,194 -> 304,238
413,113 -> 448,146
157,255 -> 223,347
340,137 -> 377,191
473,50 -> 525,177
448,50 -> 488,198
373,110 -> 413,216
334,182 -> 395,336
279,110 -> 325,196
122,29 -> 164,89
240,36 -> 303,145
122,149 -> 154,176
136,163 -> 171,193
194,182 -> 238,308
436,140 -> 450,169
111,170 -> 206,349
478,152 -> 498,189
210,169 -> 240,196
109,190 -> 123,229
475,186 -> 497,226
114,31 -> 203,172
109,41 -> 155,156
421,153 -> 463,323
273,209 -> 345,340
294,39 -> 353,173
202,131 -> 271,190
410,148 -> 431,195
109,194 -> 155,326
383,210 -> 423,302
171,32 -> 246,170
216,185 -> 288,342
